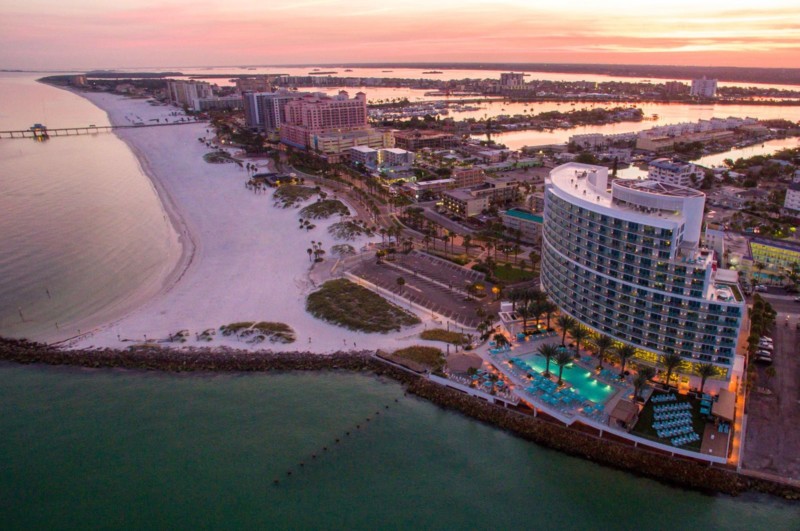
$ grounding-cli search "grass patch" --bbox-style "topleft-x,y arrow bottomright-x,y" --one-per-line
329,221 -> 371,240
273,185 -> 317,208
630,391 -> 707,452
219,322 -> 255,336
389,346 -> 444,372
306,278 -> 420,333
420,329 -> 470,345
252,321 -> 296,344
492,263 -> 536,283
427,251 -> 470,266
219,321 -> 296,344
300,199 -> 350,219
203,150 -> 235,164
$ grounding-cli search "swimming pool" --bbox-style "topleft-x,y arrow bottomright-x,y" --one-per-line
520,354 -> 617,404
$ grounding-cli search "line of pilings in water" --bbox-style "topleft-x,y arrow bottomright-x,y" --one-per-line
273,397 -> 403,487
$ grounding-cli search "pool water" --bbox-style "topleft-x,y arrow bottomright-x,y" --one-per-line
521,354 -> 617,404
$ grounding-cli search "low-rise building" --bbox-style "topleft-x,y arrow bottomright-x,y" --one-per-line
349,146 -> 379,168
380,148 -> 414,169
441,179 -> 519,217
394,130 -> 459,151
451,167 -> 485,188
784,182 -> 800,213
749,238 -> 800,277
647,158 -> 702,188
500,208 -> 542,245
195,96 -> 243,111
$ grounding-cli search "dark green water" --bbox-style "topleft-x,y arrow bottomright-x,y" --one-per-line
1,364 -> 798,530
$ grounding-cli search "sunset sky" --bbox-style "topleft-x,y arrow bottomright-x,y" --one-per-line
2,0 -> 799,70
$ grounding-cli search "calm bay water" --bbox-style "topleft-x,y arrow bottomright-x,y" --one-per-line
0,73 -> 177,341
2,364 -> 799,530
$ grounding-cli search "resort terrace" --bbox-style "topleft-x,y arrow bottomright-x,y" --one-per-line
483,333 -> 632,426
477,329 -> 733,464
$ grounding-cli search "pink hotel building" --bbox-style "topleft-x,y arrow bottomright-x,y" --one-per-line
280,91 -> 368,149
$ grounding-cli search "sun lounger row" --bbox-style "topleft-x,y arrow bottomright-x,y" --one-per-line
657,425 -> 694,439
671,432 -> 700,447
651,393 -> 677,403
654,402 -> 691,413
654,411 -> 692,422
652,418 -> 692,430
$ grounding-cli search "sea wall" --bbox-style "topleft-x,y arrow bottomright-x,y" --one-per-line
1,337 -> 798,500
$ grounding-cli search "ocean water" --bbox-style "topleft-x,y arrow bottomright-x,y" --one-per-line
0,73 -> 177,340
1,364 -> 798,530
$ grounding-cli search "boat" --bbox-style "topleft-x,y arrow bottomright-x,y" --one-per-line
423,71 -> 443,74
344,69 -> 353,72
382,70 -> 393,72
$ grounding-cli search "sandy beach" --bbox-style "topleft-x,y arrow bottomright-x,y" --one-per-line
66,92 -> 436,353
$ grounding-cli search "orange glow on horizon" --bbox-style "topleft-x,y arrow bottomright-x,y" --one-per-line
1,1 -> 798,70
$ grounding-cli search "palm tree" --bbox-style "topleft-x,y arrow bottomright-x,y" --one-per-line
615,344 -> 636,378
661,353 -> 683,388
542,301 -> 558,330
555,350 -> 573,385
570,325 -> 589,359
697,363 -> 716,394
517,304 -> 531,334
592,334 -> 614,370
463,234 -> 472,257
538,343 -> 559,377
556,315 -> 577,346
633,366 -> 656,400
493,333 -> 510,349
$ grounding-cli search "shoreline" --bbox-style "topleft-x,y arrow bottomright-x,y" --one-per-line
2,336 -> 798,501
36,86 -> 192,346
43,88 -> 435,354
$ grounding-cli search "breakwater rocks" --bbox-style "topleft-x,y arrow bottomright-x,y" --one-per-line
405,379 -> 800,500
0,337 -> 416,383
1,337 -> 798,500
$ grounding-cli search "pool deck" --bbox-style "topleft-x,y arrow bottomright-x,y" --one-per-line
481,334 -> 634,425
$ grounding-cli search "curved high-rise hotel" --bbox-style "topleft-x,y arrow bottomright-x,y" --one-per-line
541,163 -> 744,387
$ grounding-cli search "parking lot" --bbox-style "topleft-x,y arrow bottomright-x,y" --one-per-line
348,255 -> 494,329
741,309 -> 800,482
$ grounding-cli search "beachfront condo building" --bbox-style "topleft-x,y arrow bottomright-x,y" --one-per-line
280,91 -> 375,155
243,90 -> 307,133
166,80 -> 214,110
541,163 -> 745,389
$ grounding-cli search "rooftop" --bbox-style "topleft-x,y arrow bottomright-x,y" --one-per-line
614,179 -> 704,199
649,158 -> 692,172
503,208 -> 543,224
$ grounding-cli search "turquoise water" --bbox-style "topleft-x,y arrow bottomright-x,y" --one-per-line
521,354 -> 616,404
2,364 -> 799,530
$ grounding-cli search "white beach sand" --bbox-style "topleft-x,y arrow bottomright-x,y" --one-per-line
68,93 -> 438,353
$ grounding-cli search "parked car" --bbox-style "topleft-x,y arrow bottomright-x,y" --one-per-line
754,285 -> 768,293
794,296 -> 800,302
758,344 -> 774,352
754,355 -> 773,365
760,337 -> 773,344
755,350 -> 773,357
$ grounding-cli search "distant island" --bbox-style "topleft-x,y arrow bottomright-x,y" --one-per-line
280,62 -> 800,86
